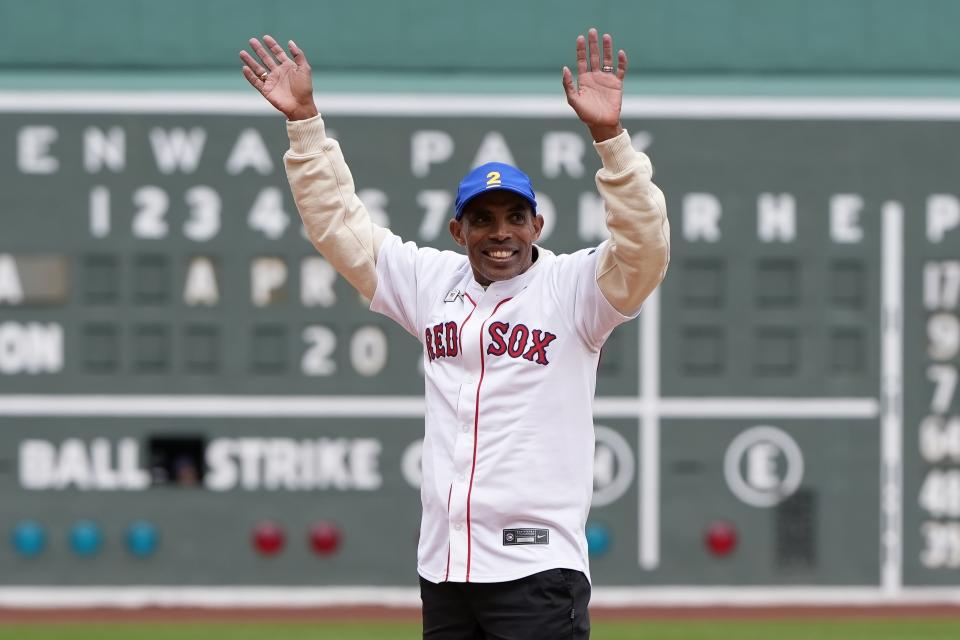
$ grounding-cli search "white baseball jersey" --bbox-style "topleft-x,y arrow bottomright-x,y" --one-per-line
371,234 -> 636,584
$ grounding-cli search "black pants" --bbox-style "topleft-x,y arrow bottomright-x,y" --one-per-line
420,569 -> 591,640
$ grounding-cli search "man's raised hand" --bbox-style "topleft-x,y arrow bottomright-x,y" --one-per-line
240,35 -> 318,121
561,28 -> 626,143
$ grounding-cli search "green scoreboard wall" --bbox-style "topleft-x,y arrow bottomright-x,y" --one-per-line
1,93 -> 959,601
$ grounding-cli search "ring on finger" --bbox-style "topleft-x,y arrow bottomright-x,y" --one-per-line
260,71 -> 268,81
600,65 -> 614,73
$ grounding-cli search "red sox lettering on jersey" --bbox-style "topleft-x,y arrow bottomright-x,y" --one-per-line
425,320 -> 557,365
371,236 -> 637,585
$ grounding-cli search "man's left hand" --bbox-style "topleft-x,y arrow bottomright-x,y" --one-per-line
562,28 -> 627,143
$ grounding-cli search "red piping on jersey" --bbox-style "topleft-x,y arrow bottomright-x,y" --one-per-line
443,482 -> 453,581
465,296 -> 513,582
459,293 -> 478,348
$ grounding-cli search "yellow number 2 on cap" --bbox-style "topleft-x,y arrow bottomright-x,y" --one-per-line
486,171 -> 501,187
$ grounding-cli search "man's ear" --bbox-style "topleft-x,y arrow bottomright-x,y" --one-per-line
532,213 -> 545,241
449,218 -> 466,247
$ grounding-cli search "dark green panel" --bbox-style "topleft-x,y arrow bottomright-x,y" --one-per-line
656,419 -> 879,586
653,119 -> 888,398
1,417 -> 424,585
5,0 -> 960,74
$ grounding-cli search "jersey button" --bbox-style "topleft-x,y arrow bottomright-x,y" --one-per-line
461,425 -> 469,433
454,523 -> 463,531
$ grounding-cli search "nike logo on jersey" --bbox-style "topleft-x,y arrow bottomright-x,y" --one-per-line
486,322 -> 557,365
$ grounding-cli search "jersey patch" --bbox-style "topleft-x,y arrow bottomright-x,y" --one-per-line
503,528 -> 550,546
444,289 -> 464,303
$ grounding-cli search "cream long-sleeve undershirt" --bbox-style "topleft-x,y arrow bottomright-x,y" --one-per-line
284,115 -> 669,315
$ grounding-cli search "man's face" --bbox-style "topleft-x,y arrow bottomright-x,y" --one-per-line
449,191 -> 544,287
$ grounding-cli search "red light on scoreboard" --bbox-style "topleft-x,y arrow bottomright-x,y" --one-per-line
705,520 -> 738,557
308,521 -> 342,556
252,521 -> 286,556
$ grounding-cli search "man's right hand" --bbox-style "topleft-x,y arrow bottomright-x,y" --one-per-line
240,35 -> 319,121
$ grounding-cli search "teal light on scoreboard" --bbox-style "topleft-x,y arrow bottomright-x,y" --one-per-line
0,98 -> 958,593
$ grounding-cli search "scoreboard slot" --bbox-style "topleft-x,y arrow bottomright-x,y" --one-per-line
147,435 -> 207,488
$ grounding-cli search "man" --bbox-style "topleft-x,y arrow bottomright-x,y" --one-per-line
241,27 -> 669,639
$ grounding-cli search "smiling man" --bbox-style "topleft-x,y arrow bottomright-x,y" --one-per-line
242,27 -> 669,640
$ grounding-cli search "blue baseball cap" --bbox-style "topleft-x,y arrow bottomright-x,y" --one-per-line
454,162 -> 537,220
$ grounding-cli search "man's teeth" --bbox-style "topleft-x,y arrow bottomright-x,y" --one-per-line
488,250 -> 513,258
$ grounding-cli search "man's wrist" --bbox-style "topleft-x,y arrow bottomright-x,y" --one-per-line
588,124 -> 624,143
286,103 -> 320,121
